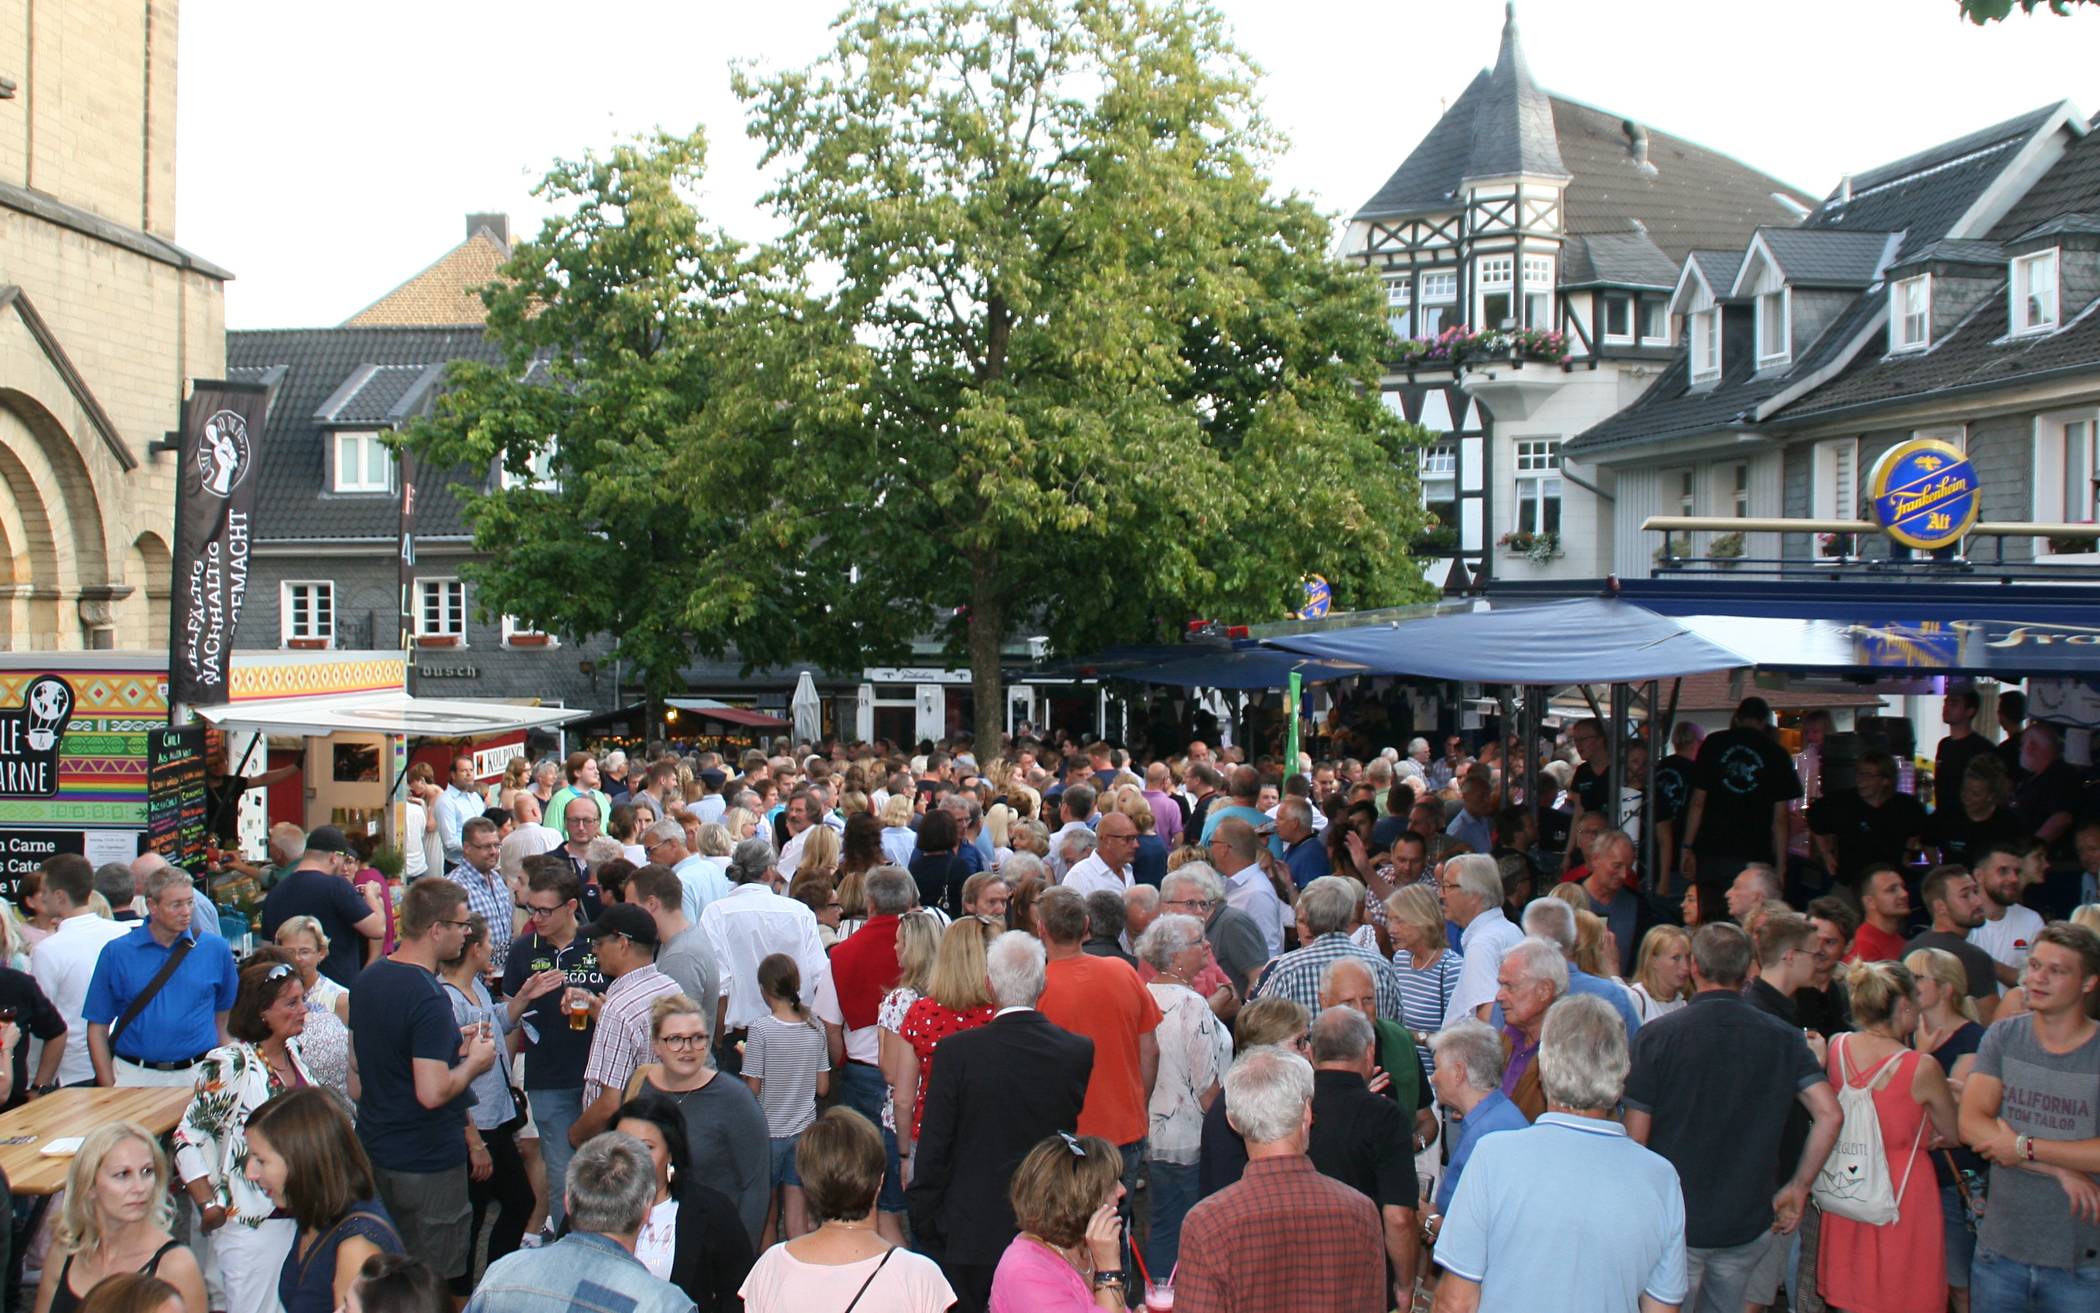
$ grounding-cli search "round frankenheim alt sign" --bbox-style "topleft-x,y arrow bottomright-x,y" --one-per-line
1867,438 -> 1981,552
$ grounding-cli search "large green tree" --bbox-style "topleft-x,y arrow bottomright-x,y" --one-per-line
737,0 -> 1431,760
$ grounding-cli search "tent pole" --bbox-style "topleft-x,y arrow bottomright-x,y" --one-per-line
1524,686 -> 1542,866
1608,683 -> 1627,832
1497,687 -> 1514,814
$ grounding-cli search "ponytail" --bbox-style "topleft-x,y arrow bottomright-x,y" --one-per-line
757,952 -> 805,1019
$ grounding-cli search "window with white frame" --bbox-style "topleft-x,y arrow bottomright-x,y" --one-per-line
1602,294 -> 1633,343
332,431 -> 391,494
1665,467 -> 1696,554
2012,250 -> 2059,334
2066,418 -> 2098,525
282,581 -> 333,646
1514,439 -> 1562,535
1690,308 -> 1721,382
1811,438 -> 1859,520
1477,255 -> 1514,328
416,578 -> 467,641
1418,271 -> 1457,336
1419,444 -> 1456,476
1384,277 -> 1412,339
1756,289 -> 1790,364
1639,299 -> 1669,344
1891,275 -> 1930,351
502,614 -> 557,647
1728,462 -> 1751,517
500,440 -> 559,491
2034,409 -> 2100,525
1419,444 -> 1456,541
1522,256 -> 1553,329
1913,425 -> 1967,451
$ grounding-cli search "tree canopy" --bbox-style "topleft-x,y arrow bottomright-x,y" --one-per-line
407,0 -> 1433,757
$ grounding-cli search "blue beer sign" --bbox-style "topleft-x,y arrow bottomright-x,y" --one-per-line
1299,575 -> 1332,619
1867,438 -> 1980,551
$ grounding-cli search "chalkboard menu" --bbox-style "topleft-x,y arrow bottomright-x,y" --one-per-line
146,725 -> 208,876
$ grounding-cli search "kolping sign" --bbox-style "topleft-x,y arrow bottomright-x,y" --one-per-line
1867,438 -> 1980,552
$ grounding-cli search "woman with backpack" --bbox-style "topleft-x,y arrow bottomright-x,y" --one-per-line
1816,961 -> 1962,1313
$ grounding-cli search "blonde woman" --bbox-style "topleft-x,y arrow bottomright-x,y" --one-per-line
797,826 -> 842,885
1628,926 -> 1693,1022
35,1124 -> 206,1313
273,917 -> 352,1094
893,916 -> 1001,1164
1388,883 -> 1459,1075
985,803 -> 1016,869
1569,907 -> 1619,981
490,756 -> 532,807
879,794 -> 918,868
873,909 -> 943,1237
719,807 -> 760,845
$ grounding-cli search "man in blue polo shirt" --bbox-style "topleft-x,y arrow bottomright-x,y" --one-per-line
83,863 -> 238,1087
1435,995 -> 1688,1313
1277,799 -> 1332,889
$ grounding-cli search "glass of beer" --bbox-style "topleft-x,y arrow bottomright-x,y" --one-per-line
566,990 -> 590,1031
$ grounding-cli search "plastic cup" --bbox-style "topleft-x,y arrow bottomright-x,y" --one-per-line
1145,1281 -> 1173,1311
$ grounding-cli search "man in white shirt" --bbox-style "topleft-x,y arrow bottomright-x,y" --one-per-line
1046,783 -> 1099,880
1209,817 -> 1289,957
776,789 -> 821,880
1968,841 -> 2046,991
701,837 -> 830,1036
1442,854 -> 1525,1026
435,754 -> 486,870
1062,811 -> 1138,898
640,818 -> 731,923
28,855 -> 124,1088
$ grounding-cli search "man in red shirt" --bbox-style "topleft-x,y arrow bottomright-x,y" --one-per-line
1847,864 -> 1911,963
1035,886 -> 1162,1195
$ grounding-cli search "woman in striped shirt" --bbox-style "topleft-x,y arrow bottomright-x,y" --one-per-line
1388,883 -> 1462,1075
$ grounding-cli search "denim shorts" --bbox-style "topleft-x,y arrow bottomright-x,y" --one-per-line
770,1134 -> 803,1189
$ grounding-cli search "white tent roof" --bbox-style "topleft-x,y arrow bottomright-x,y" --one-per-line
192,692 -> 586,738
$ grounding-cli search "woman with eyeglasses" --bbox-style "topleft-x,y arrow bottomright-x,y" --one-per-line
171,951 -> 313,1313
990,1131 -> 1128,1312
439,913 -> 530,1292
625,993 -> 772,1247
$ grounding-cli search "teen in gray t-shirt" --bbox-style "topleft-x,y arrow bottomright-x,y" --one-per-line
1973,1016 -> 2100,1268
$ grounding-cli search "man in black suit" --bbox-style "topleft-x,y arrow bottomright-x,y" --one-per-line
907,929 -> 1094,1313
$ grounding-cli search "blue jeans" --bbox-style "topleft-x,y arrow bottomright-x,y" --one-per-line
836,1062 -> 907,1214
1942,1183 -> 1977,1290
1970,1247 -> 2100,1312
770,1134 -> 804,1188
527,1086 -> 584,1228
1145,1160 -> 1199,1279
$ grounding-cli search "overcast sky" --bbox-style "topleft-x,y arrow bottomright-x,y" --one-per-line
177,1 -> 2100,329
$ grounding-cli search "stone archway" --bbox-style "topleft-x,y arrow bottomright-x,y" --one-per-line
0,388 -> 115,648
0,427 -> 62,647
123,531 -> 172,650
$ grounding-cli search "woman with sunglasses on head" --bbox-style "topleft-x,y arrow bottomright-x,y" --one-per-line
439,913 -> 531,1292
35,1124 -> 206,1313
990,1131 -> 1128,1312
171,951 -> 314,1313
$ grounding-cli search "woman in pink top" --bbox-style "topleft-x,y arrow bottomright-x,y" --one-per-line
990,1132 -> 1129,1313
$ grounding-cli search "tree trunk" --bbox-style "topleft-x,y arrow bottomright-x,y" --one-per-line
967,554 -> 1005,768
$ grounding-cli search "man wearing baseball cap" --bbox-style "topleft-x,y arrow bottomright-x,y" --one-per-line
259,824 -> 385,987
568,903 -> 682,1146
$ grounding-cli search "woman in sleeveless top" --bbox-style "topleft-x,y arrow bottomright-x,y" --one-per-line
244,1087 -> 404,1313
1817,961 -> 1962,1313
34,1123 -> 206,1313
274,916 -> 353,1097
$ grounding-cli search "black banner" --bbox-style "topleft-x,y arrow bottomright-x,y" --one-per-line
168,380 -> 267,711
146,725 -> 208,877
399,441 -> 419,662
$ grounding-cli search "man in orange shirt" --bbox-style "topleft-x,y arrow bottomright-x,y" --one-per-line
1035,885 -> 1162,1199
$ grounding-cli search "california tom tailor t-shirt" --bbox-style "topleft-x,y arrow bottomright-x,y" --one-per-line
1974,1017 -> 2100,1269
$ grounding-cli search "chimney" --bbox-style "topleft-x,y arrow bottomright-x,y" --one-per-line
1622,119 -> 1657,177
466,212 -> 510,250
1837,176 -> 1853,205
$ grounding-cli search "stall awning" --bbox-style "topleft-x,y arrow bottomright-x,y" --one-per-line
193,693 -> 588,738
1106,647 -> 1370,690
1263,598 -> 1752,684
666,699 -> 792,730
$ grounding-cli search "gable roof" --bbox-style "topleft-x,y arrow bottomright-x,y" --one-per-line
229,326 -> 508,542
1806,104 -> 2062,261
1737,227 -> 1898,292
343,226 -> 509,327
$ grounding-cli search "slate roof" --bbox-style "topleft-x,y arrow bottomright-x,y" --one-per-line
1687,251 -> 1744,299
314,363 -> 444,426
229,326 -> 507,542
2012,212 -> 2100,243
1987,110 -> 2100,240
343,226 -> 509,327
1563,230 -> 1678,289
1805,105 -> 2058,261
1888,237 -> 2006,271
1353,27 -> 1810,254
1749,228 -> 1897,289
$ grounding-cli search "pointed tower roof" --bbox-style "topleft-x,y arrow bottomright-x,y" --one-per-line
1461,3 -> 1569,186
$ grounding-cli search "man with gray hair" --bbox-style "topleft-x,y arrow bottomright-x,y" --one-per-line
641,817 -> 731,924
1491,935 -> 1569,1121
700,836 -> 827,1051
1433,995 -> 1689,1313
465,1130 -> 692,1313
1442,853 -> 1524,1027
132,850 -> 222,939
1178,1046 -> 1385,1311
1426,1019 -> 1524,1218
909,931 -> 1092,1310
1276,797 -> 1331,888
1306,1007 -> 1421,1308
84,861 -> 238,1087
1251,875 -> 1403,1020
1508,898 -> 1641,1041
1161,862 -> 1266,1008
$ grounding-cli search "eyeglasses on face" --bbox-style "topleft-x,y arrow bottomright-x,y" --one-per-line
516,902 -> 569,920
657,1032 -> 706,1049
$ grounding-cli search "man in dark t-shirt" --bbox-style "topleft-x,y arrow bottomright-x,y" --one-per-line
2012,724 -> 2082,861
1934,688 -> 1994,817
1682,699 -> 1802,923
259,826 -> 385,987
1806,751 -> 1926,888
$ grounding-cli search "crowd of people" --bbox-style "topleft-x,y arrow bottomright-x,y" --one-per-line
0,694 -> 2095,1313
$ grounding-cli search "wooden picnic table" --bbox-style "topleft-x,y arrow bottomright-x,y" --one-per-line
0,1087 -> 193,1195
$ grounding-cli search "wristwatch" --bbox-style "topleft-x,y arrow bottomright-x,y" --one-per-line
1092,1269 -> 1126,1290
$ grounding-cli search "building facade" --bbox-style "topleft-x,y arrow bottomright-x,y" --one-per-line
0,0 -> 228,652
1342,7 -> 1809,586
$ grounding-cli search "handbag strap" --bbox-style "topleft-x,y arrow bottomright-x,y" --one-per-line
841,1247 -> 896,1313
109,933 -> 197,1053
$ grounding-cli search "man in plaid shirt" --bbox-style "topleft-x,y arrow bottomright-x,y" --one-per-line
567,903 -> 681,1147
1177,1045 -> 1383,1311
1250,877 -> 1404,1020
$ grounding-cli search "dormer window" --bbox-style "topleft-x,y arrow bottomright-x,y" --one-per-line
1477,256 -> 1513,328
1602,295 -> 1633,343
1690,308 -> 1721,382
332,430 -> 392,494
1756,289 -> 1790,365
1891,275 -> 1930,352
2012,250 -> 2059,335
1639,300 -> 1668,345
